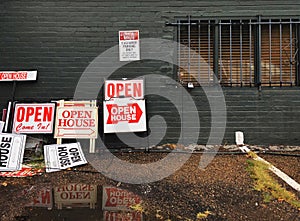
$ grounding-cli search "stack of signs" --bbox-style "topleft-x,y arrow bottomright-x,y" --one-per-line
104,79 -> 147,133
44,142 -> 87,173
0,133 -> 26,171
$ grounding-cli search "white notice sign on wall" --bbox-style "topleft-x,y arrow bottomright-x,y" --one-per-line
119,30 -> 140,61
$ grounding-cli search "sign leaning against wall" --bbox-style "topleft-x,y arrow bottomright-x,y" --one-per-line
12,103 -> 56,134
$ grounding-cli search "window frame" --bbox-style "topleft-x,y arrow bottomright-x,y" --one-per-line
170,16 -> 300,87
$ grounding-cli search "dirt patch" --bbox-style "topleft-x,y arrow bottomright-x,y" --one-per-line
0,152 -> 299,221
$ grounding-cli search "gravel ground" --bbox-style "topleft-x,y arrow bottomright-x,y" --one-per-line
0,147 -> 299,221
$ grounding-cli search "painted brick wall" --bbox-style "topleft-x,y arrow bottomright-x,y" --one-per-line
1,0 -> 300,146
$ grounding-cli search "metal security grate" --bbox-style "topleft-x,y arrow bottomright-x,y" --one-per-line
218,19 -> 254,86
260,19 -> 298,86
170,17 -> 300,87
177,18 -> 214,86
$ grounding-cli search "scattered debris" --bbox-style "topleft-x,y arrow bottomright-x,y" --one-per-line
130,203 -> 144,213
196,210 -> 214,219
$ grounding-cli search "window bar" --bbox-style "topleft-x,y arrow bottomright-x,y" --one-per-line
178,20 -> 181,81
249,20 -> 252,86
248,21 -> 300,25
219,21 -> 223,83
255,15 -> 262,86
297,23 -> 300,86
240,19 -> 243,86
198,22 -> 201,84
213,19 -> 219,84
280,19 -> 283,86
188,16 -> 191,83
290,19 -> 293,86
230,19 -> 233,86
208,20 -> 211,84
269,19 -> 272,86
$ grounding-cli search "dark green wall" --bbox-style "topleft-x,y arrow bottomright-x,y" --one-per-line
1,0 -> 300,146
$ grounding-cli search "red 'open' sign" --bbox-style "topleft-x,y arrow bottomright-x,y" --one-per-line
13,103 -> 55,134
105,79 -> 144,100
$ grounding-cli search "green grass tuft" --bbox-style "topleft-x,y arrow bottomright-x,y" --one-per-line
247,157 -> 300,209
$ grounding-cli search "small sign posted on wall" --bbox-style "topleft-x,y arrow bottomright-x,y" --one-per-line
105,79 -> 144,100
104,98 -> 146,133
12,103 -> 55,134
44,142 -> 87,173
0,133 -> 26,171
119,30 -> 140,61
54,106 -> 98,139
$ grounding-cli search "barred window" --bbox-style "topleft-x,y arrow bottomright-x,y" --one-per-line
173,17 -> 299,87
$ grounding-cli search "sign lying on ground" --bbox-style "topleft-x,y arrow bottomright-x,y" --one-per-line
44,142 -> 87,173
54,106 -> 98,139
0,70 -> 37,81
12,103 -> 55,134
104,211 -> 143,221
54,183 -> 97,209
103,98 -> 146,133
102,186 -> 142,211
119,30 -> 140,61
105,79 -> 144,100
0,133 -> 26,171
0,165 -> 43,177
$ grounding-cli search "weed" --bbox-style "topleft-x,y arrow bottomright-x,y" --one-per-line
247,157 -> 300,209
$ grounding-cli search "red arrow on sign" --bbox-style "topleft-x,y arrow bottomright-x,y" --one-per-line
57,128 -> 96,136
106,103 -> 143,124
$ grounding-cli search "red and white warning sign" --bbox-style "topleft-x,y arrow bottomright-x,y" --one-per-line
104,98 -> 146,133
0,70 -> 37,81
54,106 -> 98,139
119,30 -> 140,61
12,103 -> 55,134
105,79 -> 144,100
102,186 -> 142,211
